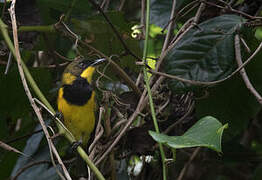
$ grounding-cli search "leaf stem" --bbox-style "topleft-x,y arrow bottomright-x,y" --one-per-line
64,0 -> 78,22
18,25 -> 56,33
142,1 -> 167,180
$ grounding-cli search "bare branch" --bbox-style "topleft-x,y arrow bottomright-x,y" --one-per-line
149,40 -> 262,86
0,140 -> 27,156
88,0 -> 142,61
8,1 -> 71,180
200,0 -> 262,20
177,147 -> 201,180
235,35 -> 262,105
94,89 -> 148,165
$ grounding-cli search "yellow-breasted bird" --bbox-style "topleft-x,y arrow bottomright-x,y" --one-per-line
57,58 -> 105,145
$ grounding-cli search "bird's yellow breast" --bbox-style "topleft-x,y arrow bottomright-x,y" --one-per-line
57,88 -> 96,145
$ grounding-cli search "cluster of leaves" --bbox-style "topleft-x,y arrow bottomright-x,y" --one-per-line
0,0 -> 262,180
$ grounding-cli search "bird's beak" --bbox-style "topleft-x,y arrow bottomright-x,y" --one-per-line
90,58 -> 106,67
80,58 -> 106,82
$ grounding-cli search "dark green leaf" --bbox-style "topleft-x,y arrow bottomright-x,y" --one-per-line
149,116 -> 227,152
164,15 -> 246,92
196,32 -> 262,138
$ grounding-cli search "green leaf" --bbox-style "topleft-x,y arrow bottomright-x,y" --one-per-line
164,15 -> 246,92
196,31 -> 262,138
149,116 -> 228,152
150,0 -> 193,28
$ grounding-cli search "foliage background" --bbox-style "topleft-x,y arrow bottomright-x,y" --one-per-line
0,0 -> 262,180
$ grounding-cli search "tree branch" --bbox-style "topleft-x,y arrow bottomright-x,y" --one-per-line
8,1 -> 70,179
235,35 -> 262,105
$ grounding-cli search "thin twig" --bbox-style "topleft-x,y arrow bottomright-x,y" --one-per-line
177,147 -> 201,180
53,51 -> 74,61
144,3 -> 205,123
164,101 -> 195,134
143,3 -> 205,122
0,15 -> 106,180
135,0 -> 144,88
89,107 -> 105,155
12,158 -> 76,180
169,17 -> 194,45
161,0 -> 177,53
235,35 -> 262,105
5,129 -> 43,144
149,40 -> 262,86
155,0 -> 177,74
54,20 -> 142,96
141,0 -> 146,36
240,37 -> 251,53
88,0 -> 142,61
136,72 -> 143,86
8,1 -> 70,179
162,0 -> 198,32
148,17 -> 194,90
95,89 -> 147,165
178,3 -> 199,20
34,96 -> 106,179
33,98 -> 74,139
118,0 -> 126,11
4,52 -> 12,74
41,62 -> 69,68
154,2 -> 205,75
200,0 -> 262,20
0,140 -> 27,157
104,102 -> 116,180
12,160 -> 51,180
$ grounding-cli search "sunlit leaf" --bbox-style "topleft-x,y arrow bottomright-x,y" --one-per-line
149,116 -> 228,152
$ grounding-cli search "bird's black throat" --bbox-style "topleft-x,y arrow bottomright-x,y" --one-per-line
63,77 -> 93,106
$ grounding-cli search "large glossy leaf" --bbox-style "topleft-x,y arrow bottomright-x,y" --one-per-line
196,31 -> 262,138
149,116 -> 228,152
164,15 -> 246,92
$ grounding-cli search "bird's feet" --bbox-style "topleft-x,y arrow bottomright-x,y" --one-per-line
71,140 -> 83,152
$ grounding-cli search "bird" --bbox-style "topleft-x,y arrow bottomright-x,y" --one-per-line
57,58 -> 105,146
